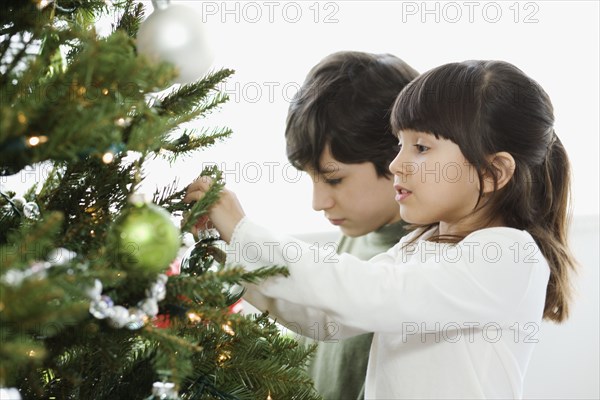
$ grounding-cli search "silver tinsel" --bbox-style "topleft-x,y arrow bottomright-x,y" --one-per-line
87,274 -> 168,330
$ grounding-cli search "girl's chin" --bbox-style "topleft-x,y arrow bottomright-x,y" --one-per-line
399,213 -> 434,226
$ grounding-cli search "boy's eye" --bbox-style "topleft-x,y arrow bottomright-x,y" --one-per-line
325,178 -> 343,186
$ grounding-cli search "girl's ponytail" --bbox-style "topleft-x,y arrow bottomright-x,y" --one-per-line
529,132 -> 577,322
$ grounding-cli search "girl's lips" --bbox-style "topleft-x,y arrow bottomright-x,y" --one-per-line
328,218 -> 345,226
395,192 -> 412,202
394,185 -> 412,202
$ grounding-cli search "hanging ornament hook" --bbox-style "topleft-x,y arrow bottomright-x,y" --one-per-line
151,0 -> 170,11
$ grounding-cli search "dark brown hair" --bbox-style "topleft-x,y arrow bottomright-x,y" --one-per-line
391,60 -> 576,323
285,51 -> 418,176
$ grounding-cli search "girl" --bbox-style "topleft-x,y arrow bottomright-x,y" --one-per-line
184,60 -> 576,399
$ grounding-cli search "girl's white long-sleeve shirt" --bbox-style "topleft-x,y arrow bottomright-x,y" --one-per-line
225,217 -> 550,399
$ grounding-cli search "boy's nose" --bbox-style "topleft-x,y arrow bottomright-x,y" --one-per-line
312,185 -> 335,211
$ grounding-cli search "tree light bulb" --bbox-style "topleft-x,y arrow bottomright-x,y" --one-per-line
222,323 -> 235,336
37,0 -> 51,10
102,152 -> 114,164
187,312 -> 202,323
217,351 -> 231,364
26,135 -> 48,147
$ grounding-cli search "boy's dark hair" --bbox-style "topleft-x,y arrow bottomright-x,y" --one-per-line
285,51 -> 418,177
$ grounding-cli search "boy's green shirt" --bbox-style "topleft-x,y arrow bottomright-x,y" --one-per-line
302,220 -> 408,400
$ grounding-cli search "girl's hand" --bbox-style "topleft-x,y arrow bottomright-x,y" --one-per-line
183,177 -> 245,243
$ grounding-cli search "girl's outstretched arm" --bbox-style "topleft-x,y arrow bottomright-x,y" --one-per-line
183,178 -> 549,335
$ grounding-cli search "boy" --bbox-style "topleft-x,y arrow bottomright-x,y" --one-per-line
282,51 -> 418,399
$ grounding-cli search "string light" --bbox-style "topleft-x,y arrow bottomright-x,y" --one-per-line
26,135 -> 48,147
28,350 -> 36,357
17,112 -> 27,124
266,392 -> 272,400
102,152 -> 114,164
222,323 -> 235,336
114,117 -> 132,128
217,350 -> 231,365
37,0 -> 51,10
187,312 -> 202,323
102,88 -> 109,96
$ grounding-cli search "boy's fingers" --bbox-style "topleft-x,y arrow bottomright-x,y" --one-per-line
182,191 -> 200,203
183,176 -> 214,203
191,175 -> 213,190
194,215 -> 214,230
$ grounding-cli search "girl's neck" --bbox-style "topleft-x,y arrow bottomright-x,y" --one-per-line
438,216 -> 506,238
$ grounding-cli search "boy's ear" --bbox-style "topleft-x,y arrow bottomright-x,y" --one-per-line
483,152 -> 516,194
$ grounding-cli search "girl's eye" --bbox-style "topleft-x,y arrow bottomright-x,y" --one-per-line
414,144 -> 429,153
325,178 -> 343,186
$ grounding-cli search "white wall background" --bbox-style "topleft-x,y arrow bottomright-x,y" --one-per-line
140,0 -> 599,237
2,1 -> 597,398
141,2 -> 597,398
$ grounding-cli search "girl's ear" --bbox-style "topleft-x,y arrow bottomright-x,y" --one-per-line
483,152 -> 516,194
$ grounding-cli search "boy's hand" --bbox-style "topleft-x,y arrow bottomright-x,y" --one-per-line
183,177 -> 245,243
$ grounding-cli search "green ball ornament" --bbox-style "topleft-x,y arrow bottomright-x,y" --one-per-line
111,198 -> 180,275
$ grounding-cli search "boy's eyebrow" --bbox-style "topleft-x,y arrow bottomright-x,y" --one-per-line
318,163 -> 343,175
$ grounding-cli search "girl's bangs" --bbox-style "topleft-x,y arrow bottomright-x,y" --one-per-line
391,62 -> 483,145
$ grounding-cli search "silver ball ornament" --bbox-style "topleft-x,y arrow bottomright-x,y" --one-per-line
23,201 -> 40,219
137,4 -> 214,84
150,381 -> 179,399
10,196 -> 26,210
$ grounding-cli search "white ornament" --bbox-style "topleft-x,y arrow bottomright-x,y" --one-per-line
137,2 -> 213,84
0,387 -> 22,400
47,248 -> 77,266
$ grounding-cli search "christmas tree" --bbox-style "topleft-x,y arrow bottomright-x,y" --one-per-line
0,1 -> 318,399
